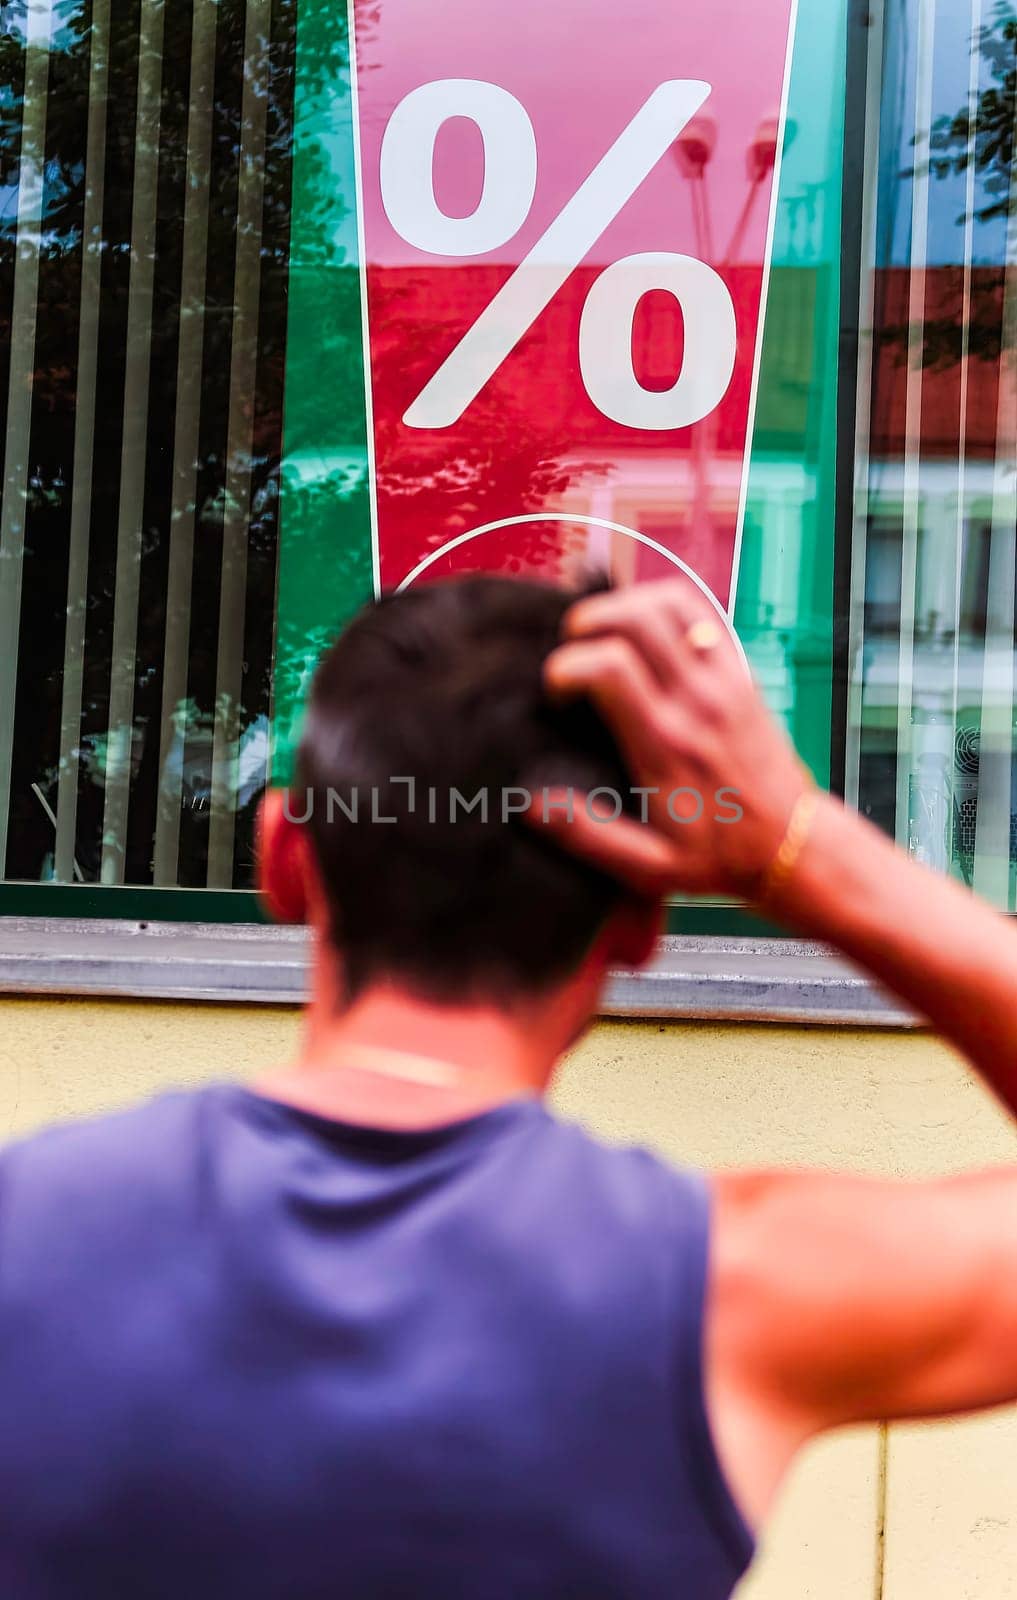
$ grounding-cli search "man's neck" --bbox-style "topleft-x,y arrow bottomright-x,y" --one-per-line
255,977 -> 569,1131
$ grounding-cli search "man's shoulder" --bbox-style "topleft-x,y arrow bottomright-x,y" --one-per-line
0,1086 -> 229,1225
522,1104 -> 709,1238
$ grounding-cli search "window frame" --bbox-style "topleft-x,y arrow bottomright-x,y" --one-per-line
0,917 -> 920,1025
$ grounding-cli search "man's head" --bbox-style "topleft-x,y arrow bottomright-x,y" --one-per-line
260,576 -> 660,1010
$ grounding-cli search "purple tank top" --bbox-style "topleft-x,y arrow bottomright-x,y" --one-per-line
0,1086 -> 754,1597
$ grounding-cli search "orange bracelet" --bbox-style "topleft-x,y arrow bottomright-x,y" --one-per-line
758,787 -> 820,904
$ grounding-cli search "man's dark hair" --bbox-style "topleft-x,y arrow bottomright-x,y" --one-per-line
296,575 -> 637,1005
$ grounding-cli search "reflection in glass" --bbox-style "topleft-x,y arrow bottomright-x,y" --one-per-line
848,0 -> 1017,907
0,0 -> 296,889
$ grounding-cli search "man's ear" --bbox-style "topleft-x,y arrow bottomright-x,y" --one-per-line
257,789 -> 314,925
603,896 -> 664,971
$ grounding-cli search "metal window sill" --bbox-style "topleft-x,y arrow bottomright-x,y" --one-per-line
0,919 -> 920,1027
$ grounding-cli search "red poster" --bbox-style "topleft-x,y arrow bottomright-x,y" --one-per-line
351,0 -> 797,614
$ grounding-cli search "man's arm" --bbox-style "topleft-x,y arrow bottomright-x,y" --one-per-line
539,580 -> 1017,1116
707,1165 -> 1017,1529
538,580 -> 1017,1530
768,796 -> 1017,1109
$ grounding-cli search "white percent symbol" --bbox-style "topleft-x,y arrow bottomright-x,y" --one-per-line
379,79 -> 738,433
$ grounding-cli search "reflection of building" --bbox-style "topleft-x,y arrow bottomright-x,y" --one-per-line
849,268 -> 1017,897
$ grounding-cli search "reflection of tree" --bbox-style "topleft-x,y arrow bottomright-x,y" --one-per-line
929,3 -> 1016,225
1,0 -> 357,886
895,3 -> 1016,371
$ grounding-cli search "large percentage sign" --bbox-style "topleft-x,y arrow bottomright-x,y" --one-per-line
380,79 -> 738,433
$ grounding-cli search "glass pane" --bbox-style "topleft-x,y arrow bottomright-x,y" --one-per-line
0,0 -> 295,890
848,0 -> 1017,908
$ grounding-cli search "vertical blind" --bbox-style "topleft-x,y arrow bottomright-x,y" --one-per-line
848,0 -> 1017,910
0,0 -> 294,890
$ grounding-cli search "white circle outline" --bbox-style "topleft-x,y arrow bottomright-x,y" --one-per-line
394,512 -> 749,673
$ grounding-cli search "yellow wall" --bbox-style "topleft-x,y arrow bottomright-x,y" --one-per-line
1,997 -> 1014,1599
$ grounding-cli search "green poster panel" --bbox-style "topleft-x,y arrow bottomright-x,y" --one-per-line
273,0 -> 373,784
734,0 -> 848,791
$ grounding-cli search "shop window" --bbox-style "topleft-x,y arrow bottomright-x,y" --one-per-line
2,0 -> 1013,927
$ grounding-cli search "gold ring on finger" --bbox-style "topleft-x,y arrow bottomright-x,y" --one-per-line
686,619 -> 724,655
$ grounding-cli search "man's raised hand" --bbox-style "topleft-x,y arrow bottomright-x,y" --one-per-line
539,581 -> 815,901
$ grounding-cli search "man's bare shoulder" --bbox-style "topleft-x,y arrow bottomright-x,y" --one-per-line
705,1164 -> 1017,1528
